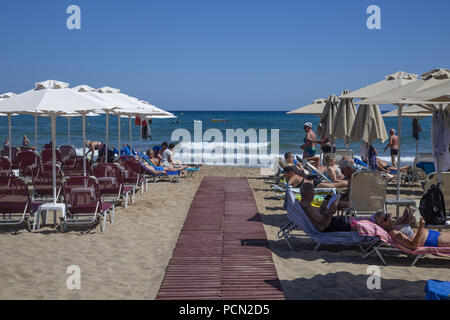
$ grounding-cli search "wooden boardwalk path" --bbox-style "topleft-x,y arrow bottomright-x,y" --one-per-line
156,177 -> 285,300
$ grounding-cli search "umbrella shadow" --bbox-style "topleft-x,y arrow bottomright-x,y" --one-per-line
277,272 -> 428,300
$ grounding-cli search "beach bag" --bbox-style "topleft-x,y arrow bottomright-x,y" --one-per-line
419,184 -> 446,225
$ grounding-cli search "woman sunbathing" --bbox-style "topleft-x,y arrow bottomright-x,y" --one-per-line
373,211 -> 450,249
323,153 -> 347,186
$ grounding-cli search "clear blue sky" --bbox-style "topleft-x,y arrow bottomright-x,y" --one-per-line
0,0 -> 449,111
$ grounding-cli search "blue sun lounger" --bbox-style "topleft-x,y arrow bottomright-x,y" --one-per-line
278,187 -> 377,251
137,152 -> 182,183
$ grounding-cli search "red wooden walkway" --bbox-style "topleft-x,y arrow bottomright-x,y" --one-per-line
156,177 -> 285,300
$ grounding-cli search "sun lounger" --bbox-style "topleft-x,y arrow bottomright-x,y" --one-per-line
17,149 -> 41,178
60,145 -> 83,175
356,220 -> 450,266
116,156 -> 146,195
31,163 -> 64,202
303,161 -> 332,183
0,156 -> 12,176
0,176 -> 41,231
41,148 -> 63,164
346,171 -> 388,218
92,162 -> 133,209
278,187 -> 377,251
136,152 -> 183,183
271,184 -> 337,195
61,176 -> 114,232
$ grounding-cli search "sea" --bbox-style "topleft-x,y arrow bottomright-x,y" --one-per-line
0,111 -> 432,167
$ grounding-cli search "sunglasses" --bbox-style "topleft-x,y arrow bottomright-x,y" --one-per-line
383,214 -> 391,222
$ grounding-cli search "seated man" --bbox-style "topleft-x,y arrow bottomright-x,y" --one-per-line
299,183 -> 351,232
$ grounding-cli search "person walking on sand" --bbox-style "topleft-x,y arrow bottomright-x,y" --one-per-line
300,122 -> 317,158
384,129 -> 399,168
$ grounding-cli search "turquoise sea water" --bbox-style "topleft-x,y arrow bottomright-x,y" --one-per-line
0,111 -> 432,166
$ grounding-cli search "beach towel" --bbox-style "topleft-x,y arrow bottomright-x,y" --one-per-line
425,280 -> 450,300
355,220 -> 450,255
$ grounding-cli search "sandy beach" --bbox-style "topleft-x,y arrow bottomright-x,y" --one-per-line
0,166 -> 448,300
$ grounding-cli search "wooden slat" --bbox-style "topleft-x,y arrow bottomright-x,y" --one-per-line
156,177 -> 285,300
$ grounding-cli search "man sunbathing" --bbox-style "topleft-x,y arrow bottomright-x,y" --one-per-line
283,165 -> 348,189
299,183 -> 351,232
373,211 -> 450,249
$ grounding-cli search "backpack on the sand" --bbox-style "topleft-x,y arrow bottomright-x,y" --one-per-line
419,184 -> 446,225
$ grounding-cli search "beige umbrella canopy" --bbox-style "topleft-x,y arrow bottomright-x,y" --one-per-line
341,71 -> 418,99
350,104 -> 388,145
382,104 -> 433,118
286,98 -> 326,116
317,95 -> 339,140
332,90 -> 357,153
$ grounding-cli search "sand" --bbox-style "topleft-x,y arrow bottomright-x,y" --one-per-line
0,166 -> 448,299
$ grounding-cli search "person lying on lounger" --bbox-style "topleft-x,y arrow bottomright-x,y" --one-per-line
283,165 -> 348,189
143,150 -> 184,172
373,211 -> 450,249
323,153 -> 347,186
299,183 -> 351,232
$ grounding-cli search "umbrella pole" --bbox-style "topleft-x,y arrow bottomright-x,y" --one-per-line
140,117 -> 142,153
82,113 -> 87,176
118,115 -> 121,155
396,104 -> 403,218
129,115 -> 132,152
105,111 -> 109,163
68,117 -> 71,145
8,114 -> 12,163
34,115 -> 38,150
51,114 -> 57,205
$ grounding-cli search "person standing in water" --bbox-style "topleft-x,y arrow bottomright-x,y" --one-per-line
300,122 -> 317,159
384,129 -> 399,168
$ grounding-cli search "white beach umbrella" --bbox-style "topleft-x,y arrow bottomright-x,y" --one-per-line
333,90 -> 357,155
286,98 -> 326,116
0,80 -> 104,204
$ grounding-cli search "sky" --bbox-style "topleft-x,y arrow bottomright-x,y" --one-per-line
0,0 -> 449,111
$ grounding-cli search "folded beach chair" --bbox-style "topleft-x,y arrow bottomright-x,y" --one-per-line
356,220 -> 450,266
346,171 -> 388,218
0,176 -> 40,231
31,163 -> 64,202
92,162 -> 133,209
17,149 -> 41,178
424,172 -> 450,214
61,176 -> 114,232
278,187 -> 377,251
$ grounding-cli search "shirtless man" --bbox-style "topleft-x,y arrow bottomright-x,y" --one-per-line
299,183 -> 351,232
384,129 -> 399,168
300,122 -> 317,159
85,140 -> 106,162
